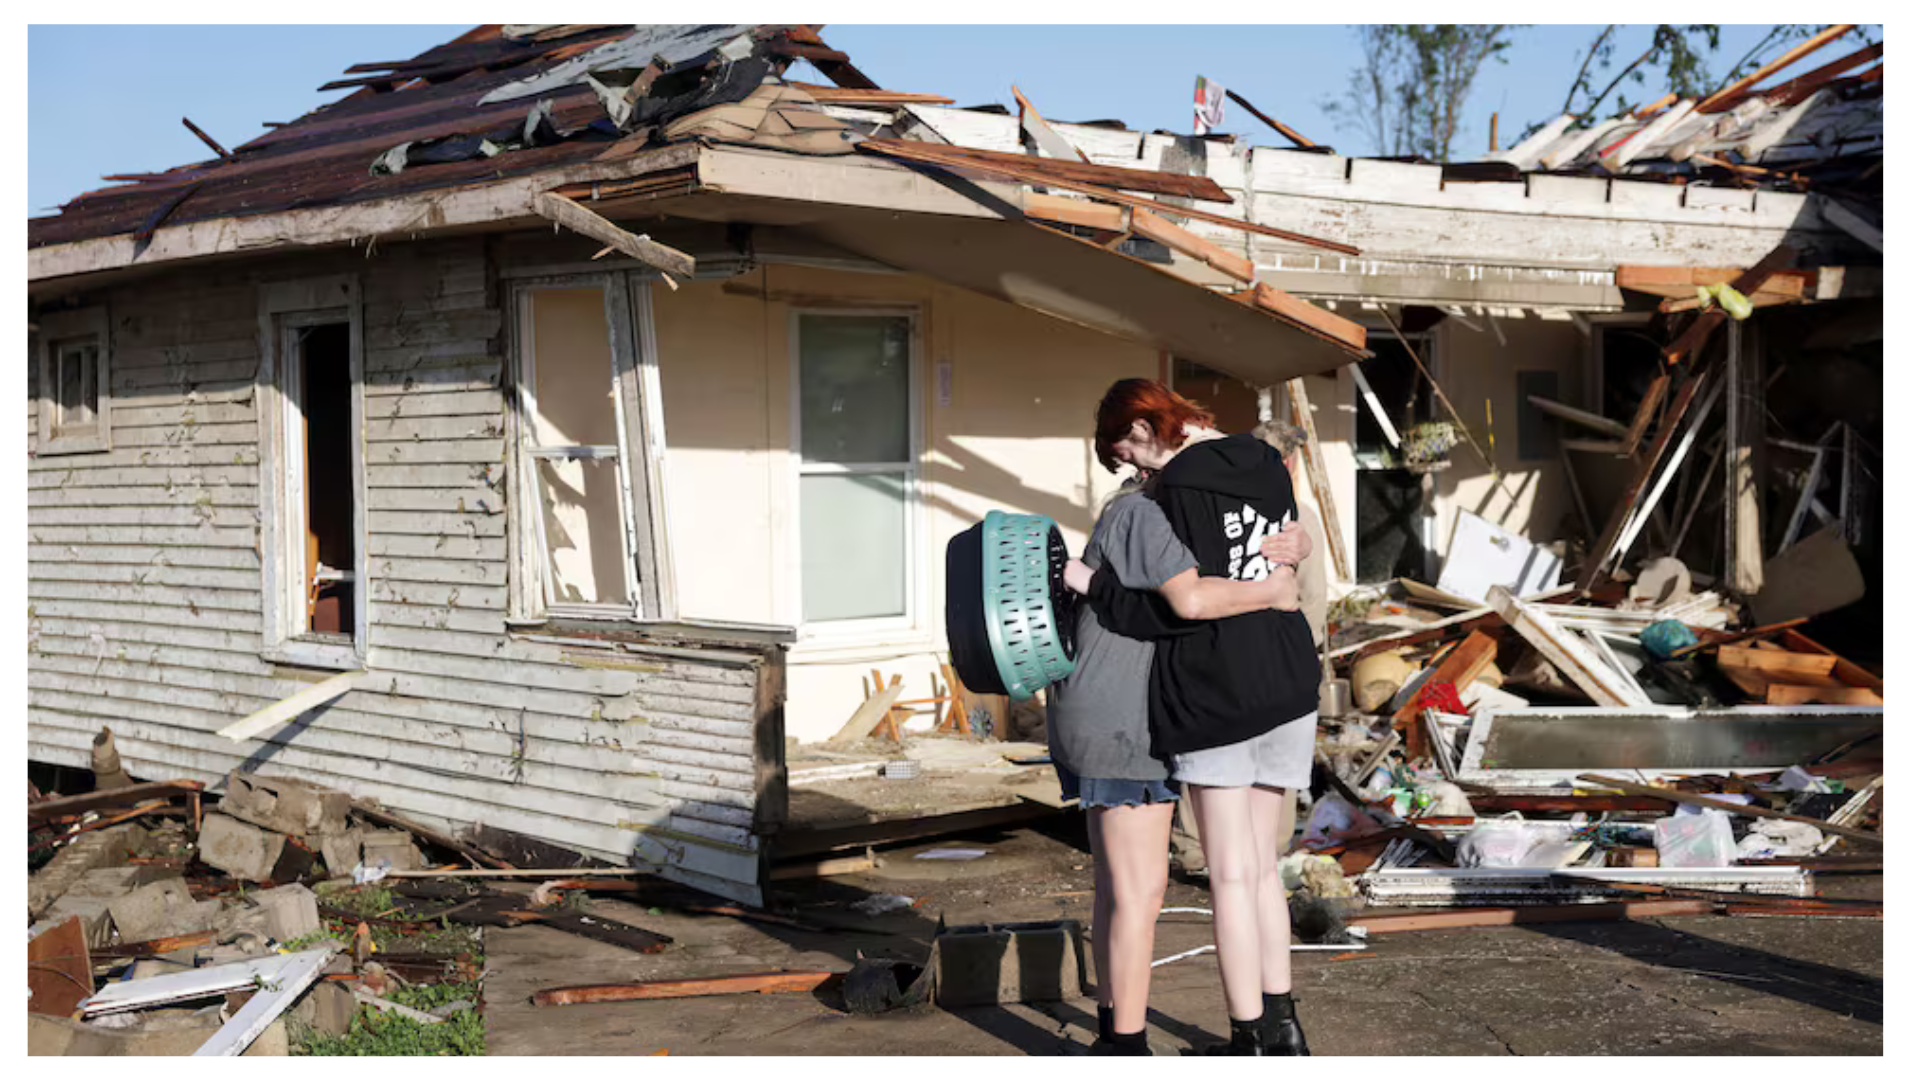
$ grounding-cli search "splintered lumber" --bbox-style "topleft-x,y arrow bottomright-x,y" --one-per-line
1616,265 -> 1812,301
826,680 -> 905,746
1012,85 -> 1092,163
1131,207 -> 1256,282
861,137 -> 1230,202
863,137 -> 1360,255
532,192 -> 695,285
1529,396 -> 1630,439
27,917 -> 93,1017
1574,774 -> 1883,845
217,671 -> 361,742
440,895 -> 675,952
1749,42 -> 1885,107
1392,630 -> 1497,759
534,970 -> 839,1007
1223,87 -> 1317,148
1024,192 -> 1129,231
27,780 -> 204,826
786,82 -> 954,105
1781,630 -> 1883,695
1234,283 -> 1367,352
1349,900 -> 1714,934
181,116 -> 231,159
1577,368 -> 1715,591
1718,645 -> 1838,678
1696,24 -> 1857,113
1490,588 -> 1640,707
1662,245 -> 1796,364
1285,379 -> 1352,584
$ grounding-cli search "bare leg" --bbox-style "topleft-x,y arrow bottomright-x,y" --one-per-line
1087,810 -> 1114,1009
1087,801 -> 1176,1033
1187,784 -> 1264,1021
1248,785 -> 1295,994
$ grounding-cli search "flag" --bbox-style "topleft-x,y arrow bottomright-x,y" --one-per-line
1194,76 -> 1226,136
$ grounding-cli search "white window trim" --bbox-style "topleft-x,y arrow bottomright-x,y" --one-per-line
787,306 -> 927,649
504,272 -> 669,623
35,305 -> 112,456
256,276 -> 367,671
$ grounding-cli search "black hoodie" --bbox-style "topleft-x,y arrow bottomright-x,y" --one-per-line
1088,433 -> 1321,757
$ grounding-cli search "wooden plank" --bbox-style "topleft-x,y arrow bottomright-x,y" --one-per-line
1719,645 -> 1838,678
1779,630 -> 1883,695
1764,684 -> 1882,706
786,82 -> 953,105
1236,283 -> 1367,353
1574,773 -> 1883,845
533,970 -> 837,1007
1350,900 -> 1714,934
1223,87 -> 1316,149
1696,24 -> 1857,113
1131,207 -> 1255,283
1577,369 -> 1712,591
1023,192 -> 1129,232
1285,379 -> 1352,584
28,780 -> 204,826
1011,85 -> 1091,163
1744,42 -> 1885,107
531,192 -> 694,285
824,681 -> 904,747
1391,630 -> 1497,759
1489,587 -> 1639,707
1662,245 -> 1797,364
860,136 -> 1230,202
1529,395 -> 1630,439
216,671 -> 363,742
1615,265 -> 1810,300
1619,373 -> 1669,452
864,138 -> 1361,255
27,917 -> 93,1016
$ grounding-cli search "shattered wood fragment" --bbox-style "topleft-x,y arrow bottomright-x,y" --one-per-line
181,117 -> 231,159
1696,24 -> 1857,113
532,192 -> 696,285
27,781 -> 204,826
533,970 -> 839,1007
1577,369 -> 1715,590
1390,630 -> 1497,759
438,893 -> 675,952
1285,379 -> 1352,584
1222,87 -> 1316,148
1661,245 -> 1796,364
785,83 -> 954,105
860,137 -> 1233,202
1131,208 -> 1255,282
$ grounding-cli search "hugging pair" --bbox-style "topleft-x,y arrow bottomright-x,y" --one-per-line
1050,378 -> 1319,1056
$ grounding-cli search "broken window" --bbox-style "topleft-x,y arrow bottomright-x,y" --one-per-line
796,312 -> 916,627
258,276 -> 367,670
1354,330 -> 1437,584
35,306 -> 111,455
511,283 -> 640,616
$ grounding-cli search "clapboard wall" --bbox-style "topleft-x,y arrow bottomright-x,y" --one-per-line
27,237 -> 780,905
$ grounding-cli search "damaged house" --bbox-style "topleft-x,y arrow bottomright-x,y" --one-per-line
26,24 -> 1881,906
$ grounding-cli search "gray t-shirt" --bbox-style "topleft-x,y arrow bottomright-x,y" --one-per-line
1047,492 -> 1198,781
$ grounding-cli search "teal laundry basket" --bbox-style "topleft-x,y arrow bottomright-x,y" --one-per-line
945,511 -> 1076,702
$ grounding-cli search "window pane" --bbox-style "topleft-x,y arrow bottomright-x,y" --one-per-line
536,456 -> 631,607
798,315 -> 909,464
801,472 -> 906,622
55,340 -> 98,432
528,288 -> 619,448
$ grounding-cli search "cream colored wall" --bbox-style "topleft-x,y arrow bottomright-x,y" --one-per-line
652,264 -> 1156,742
1431,315 -> 1588,563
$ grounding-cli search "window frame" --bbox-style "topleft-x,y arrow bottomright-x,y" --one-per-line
35,305 -> 113,456
256,276 -> 368,671
504,271 -> 669,623
787,306 -> 925,644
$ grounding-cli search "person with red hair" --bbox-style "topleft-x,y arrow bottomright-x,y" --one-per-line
1078,377 -> 1321,1056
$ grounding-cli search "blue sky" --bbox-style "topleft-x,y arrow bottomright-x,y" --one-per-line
28,23 -> 1804,217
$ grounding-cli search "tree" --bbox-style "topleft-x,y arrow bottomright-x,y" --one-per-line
1321,25 -> 1517,162
1559,24 -> 1721,125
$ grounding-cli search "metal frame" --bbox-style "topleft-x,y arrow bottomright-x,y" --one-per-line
35,304 -> 112,455
786,305 -> 926,645
256,276 -> 367,671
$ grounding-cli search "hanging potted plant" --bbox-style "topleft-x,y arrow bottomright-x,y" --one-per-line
1401,421 -> 1463,472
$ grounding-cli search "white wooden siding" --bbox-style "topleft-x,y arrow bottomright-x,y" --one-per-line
28,238 -> 777,905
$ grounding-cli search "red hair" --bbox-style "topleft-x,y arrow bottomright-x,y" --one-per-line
1094,378 -> 1215,473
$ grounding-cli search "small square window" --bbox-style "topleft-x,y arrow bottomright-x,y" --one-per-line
35,306 -> 111,455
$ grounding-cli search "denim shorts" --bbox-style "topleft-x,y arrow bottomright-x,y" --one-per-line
1055,761 -> 1180,809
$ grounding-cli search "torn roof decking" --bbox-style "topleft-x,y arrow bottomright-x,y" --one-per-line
28,24 -> 637,249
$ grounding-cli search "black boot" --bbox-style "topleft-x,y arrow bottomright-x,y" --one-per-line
1092,1030 -> 1152,1056
1260,992 -> 1311,1056
1202,1016 -> 1266,1056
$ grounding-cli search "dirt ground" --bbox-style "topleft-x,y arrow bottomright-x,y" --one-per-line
481,818 -> 1882,1056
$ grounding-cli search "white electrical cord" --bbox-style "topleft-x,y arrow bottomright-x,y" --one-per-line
1150,907 -> 1369,967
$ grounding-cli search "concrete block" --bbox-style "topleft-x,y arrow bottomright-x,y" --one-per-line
196,813 -> 286,882
931,920 -> 1087,1009
245,883 -> 323,943
108,879 -> 221,943
31,1009 -> 289,1056
359,830 -> 424,871
28,823 -> 149,920
222,771 -> 351,836
290,980 -> 357,1036
314,829 -> 366,878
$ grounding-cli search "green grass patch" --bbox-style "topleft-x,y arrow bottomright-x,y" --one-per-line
292,980 -> 485,1056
